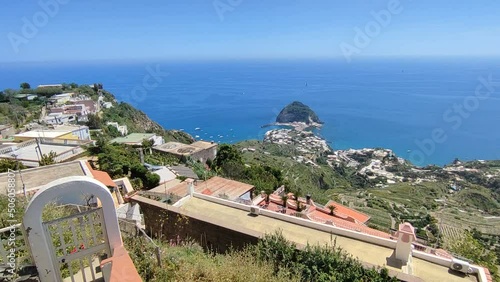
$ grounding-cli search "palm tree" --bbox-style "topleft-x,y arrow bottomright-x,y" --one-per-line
281,194 -> 288,208
292,187 -> 304,212
263,187 -> 274,204
327,204 -> 336,216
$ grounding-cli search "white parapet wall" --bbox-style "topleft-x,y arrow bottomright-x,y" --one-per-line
192,192 -> 491,282
192,192 -> 397,249
413,251 -> 489,282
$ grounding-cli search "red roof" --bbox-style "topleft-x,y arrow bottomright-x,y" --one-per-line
195,176 -> 254,200
201,188 -> 212,195
256,195 -> 389,240
483,267 -> 493,282
86,162 -> 117,188
307,210 -> 391,239
324,200 -> 370,224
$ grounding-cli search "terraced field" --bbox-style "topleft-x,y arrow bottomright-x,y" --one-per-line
439,224 -> 464,244
436,207 -> 500,235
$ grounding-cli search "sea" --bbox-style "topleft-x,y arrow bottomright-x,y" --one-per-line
1,57 -> 500,166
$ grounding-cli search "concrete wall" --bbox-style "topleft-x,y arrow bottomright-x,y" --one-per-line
131,195 -> 260,253
193,192 -> 398,249
58,132 -> 80,140
191,146 -> 217,163
0,126 -> 15,139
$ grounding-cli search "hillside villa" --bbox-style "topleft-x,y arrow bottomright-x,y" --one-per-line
154,140 -> 218,163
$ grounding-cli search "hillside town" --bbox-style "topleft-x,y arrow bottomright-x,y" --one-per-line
0,86 -> 497,282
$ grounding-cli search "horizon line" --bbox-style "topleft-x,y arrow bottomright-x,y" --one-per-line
2,54 -> 500,64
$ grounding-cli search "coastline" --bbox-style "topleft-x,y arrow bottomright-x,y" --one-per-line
262,121 -> 323,132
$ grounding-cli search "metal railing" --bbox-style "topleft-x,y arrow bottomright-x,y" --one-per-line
0,223 -> 33,267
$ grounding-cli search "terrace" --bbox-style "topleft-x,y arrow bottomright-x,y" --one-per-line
174,194 -> 486,282
131,177 -> 490,282
0,139 -> 90,167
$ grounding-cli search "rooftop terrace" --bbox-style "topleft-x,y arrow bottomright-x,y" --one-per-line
110,133 -> 155,145
172,194 -> 482,282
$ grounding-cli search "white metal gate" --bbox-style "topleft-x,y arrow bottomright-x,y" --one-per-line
24,177 -> 123,282
42,208 -> 111,282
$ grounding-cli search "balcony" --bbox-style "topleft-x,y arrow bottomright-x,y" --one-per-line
0,177 -> 141,282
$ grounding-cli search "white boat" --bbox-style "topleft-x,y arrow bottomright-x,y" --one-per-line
195,127 -> 201,130
195,135 -> 200,138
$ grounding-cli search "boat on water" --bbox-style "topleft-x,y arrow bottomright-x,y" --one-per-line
195,127 -> 201,130
195,135 -> 200,138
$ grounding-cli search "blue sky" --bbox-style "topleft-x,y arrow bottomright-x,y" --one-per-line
1,0 -> 499,62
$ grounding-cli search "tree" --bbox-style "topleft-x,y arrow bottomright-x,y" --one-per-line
143,172 -> 160,189
39,151 -> 57,166
447,232 -> 499,280
104,125 -> 121,138
281,194 -> 288,208
35,86 -> 63,97
69,83 -> 79,89
20,82 -> 31,90
327,204 -> 336,216
213,144 -> 243,169
93,83 -> 103,93
130,165 -> 148,179
86,113 -> 103,129
141,138 -> 154,151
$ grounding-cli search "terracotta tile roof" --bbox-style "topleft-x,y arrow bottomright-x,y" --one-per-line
433,248 -> 453,259
484,267 -> 493,282
165,181 -> 189,197
194,176 -> 254,200
86,162 -> 117,188
324,200 -> 370,223
307,210 -> 392,239
257,198 -> 391,240
201,188 -> 212,195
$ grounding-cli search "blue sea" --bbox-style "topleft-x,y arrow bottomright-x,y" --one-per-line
1,57 -> 500,166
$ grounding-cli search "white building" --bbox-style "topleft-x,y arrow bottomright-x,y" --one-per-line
43,113 -> 77,125
48,93 -> 73,105
106,122 -> 128,136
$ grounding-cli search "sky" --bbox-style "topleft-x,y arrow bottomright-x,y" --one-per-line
1,0 -> 499,62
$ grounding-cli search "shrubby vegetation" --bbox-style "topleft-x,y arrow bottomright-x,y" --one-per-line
99,102 -> 194,144
0,159 -> 25,173
125,231 -> 397,282
39,151 -> 57,166
212,144 -> 286,195
87,140 -> 160,189
447,231 -> 499,281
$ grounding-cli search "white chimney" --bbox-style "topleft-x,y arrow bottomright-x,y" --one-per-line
186,178 -> 195,196
395,222 -> 416,265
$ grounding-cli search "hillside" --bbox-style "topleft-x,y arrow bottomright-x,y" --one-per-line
276,101 -> 322,124
100,101 -> 194,143
232,139 -> 500,272
0,83 -> 194,144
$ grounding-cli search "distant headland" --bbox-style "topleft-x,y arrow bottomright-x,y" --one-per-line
262,101 -> 323,131
276,101 -> 322,125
